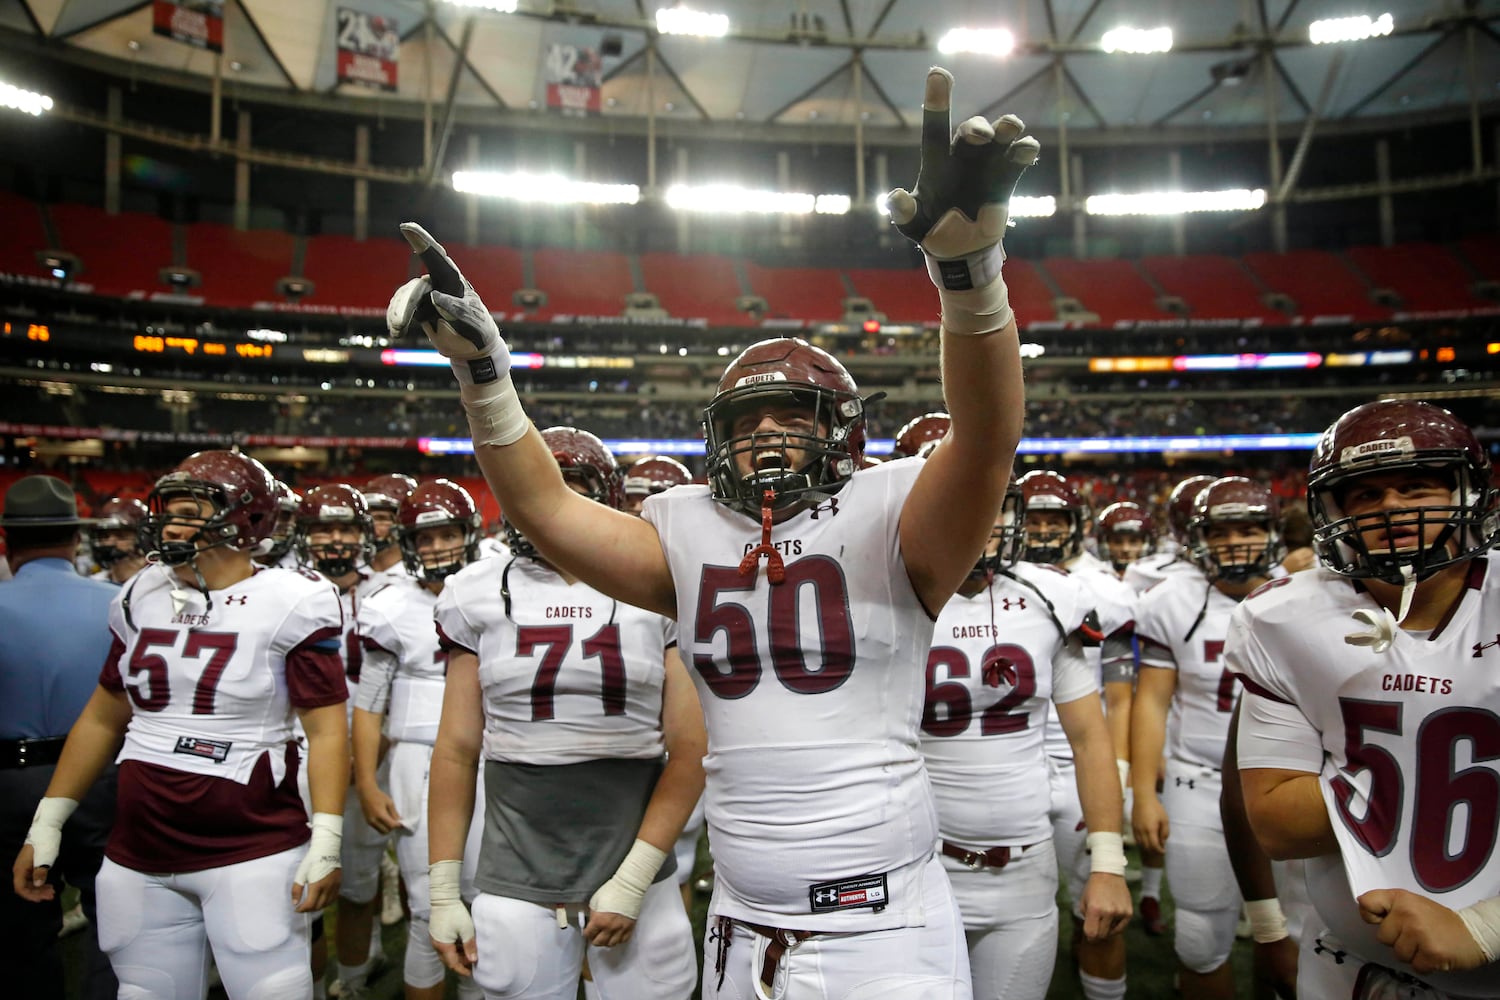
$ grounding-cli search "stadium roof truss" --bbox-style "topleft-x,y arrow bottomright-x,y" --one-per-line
2,0 -> 1499,195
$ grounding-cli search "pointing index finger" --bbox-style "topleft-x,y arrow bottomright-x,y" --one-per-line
400,222 -> 465,298
920,67 -> 955,167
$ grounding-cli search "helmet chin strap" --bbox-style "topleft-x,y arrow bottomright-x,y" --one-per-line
1344,562 -> 1417,654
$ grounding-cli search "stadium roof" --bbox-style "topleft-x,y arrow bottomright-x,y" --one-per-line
3,0 -> 1498,137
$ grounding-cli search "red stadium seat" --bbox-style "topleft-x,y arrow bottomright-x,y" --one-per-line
1003,259 -> 1056,325
1043,257 -> 1174,326
51,203 -> 174,298
0,191 -> 51,282
186,223 -> 296,309
1346,243 -> 1492,312
641,252 -> 745,325
1457,234 -> 1500,282
1242,250 -> 1387,321
445,243 -> 526,307
533,248 -> 634,319
303,234 -> 414,311
1140,254 -> 1285,322
843,266 -> 937,324
745,263 -> 848,322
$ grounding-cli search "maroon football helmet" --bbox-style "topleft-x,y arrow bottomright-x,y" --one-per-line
1167,475 -> 1217,545
89,497 -> 149,567
1096,501 -> 1156,573
703,337 -> 865,516
1018,470 -> 1087,565
398,479 -> 481,583
363,473 -> 418,552
294,483 -> 374,577
891,412 -> 951,460
623,456 -> 692,500
1308,400 -> 1497,584
506,427 -> 622,558
259,480 -> 303,563
982,475 -> 1027,572
1188,477 -> 1283,583
147,450 -> 279,565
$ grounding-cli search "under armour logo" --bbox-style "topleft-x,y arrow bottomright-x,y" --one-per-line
809,498 -> 840,519
1175,776 -> 1195,790
1000,596 -> 1026,611
224,595 -> 248,606
1313,938 -> 1348,965
1474,634 -> 1500,658
813,888 -> 839,906
982,654 -> 1017,688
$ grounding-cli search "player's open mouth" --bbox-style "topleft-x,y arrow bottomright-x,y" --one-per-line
754,450 -> 791,471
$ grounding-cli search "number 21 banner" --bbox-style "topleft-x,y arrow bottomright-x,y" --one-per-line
336,8 -> 400,92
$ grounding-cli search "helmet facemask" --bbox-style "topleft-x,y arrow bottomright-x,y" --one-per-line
297,520 -> 373,578
147,484 -> 250,567
705,386 -> 861,517
976,483 -> 1025,576
1192,517 -> 1281,584
1022,508 -> 1081,565
400,519 -> 474,584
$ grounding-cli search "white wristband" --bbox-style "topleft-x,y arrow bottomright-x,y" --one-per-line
24,797 -> 80,870
1116,759 -> 1131,798
1086,831 -> 1127,877
292,812 -> 343,888
1458,896 -> 1500,965
589,838 -> 667,921
429,858 -> 464,905
453,360 -> 529,449
1245,897 -> 1290,944
938,278 -> 1013,336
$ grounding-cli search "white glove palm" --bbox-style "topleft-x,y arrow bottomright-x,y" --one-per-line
292,812 -> 342,890
429,859 -> 476,950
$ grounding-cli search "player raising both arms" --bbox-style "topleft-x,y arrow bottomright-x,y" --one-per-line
388,65 -> 1038,998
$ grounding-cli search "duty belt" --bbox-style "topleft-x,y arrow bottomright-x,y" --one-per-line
0,737 -> 67,769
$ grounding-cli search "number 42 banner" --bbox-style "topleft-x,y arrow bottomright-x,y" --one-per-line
336,8 -> 400,92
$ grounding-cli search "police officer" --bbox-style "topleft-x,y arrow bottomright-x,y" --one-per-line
1,476 -> 118,1000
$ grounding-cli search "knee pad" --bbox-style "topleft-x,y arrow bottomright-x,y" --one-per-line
404,916 -> 445,989
1174,906 -> 1234,975
243,963 -> 314,1000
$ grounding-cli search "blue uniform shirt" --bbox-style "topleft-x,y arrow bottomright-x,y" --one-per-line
0,557 -> 119,740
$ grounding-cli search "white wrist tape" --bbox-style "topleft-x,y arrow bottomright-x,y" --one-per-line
452,358 -> 529,449
1086,831 -> 1127,877
1245,897 -> 1290,944
1458,896 -> 1500,964
24,797 -> 79,870
293,812 -> 343,888
428,859 -> 475,946
589,839 -> 667,921
926,244 -> 1012,336
1116,759 -> 1131,798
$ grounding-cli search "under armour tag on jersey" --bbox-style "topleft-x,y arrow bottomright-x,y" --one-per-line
809,873 -> 888,913
174,736 -> 231,762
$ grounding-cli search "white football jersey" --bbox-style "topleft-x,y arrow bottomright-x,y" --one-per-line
435,556 -> 671,766
1229,562 -> 1500,997
325,572 -> 386,704
1135,573 -> 1242,770
1124,551 -> 1202,595
355,575 -> 444,744
923,563 -> 1097,846
107,564 -> 344,784
643,459 -> 938,931
1043,562 -> 1136,761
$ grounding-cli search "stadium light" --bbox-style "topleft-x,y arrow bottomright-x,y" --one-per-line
876,194 -> 1055,218
656,6 -> 729,38
1100,26 -> 1173,54
1308,13 -> 1393,44
1085,188 -> 1266,216
441,0 -> 518,11
451,171 -> 640,206
936,28 -> 1016,57
0,81 -> 54,116
667,184 -> 849,215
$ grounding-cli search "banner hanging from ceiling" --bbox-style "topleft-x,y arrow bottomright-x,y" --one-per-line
544,44 -> 604,116
335,8 -> 400,92
151,0 -> 225,52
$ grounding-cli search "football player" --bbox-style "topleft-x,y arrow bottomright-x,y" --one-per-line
1123,475 -> 1215,595
389,66 -> 1039,997
1229,400 -> 1500,997
12,450 -> 348,1000
1017,470 -> 1142,993
294,484 -> 391,996
425,427 -> 703,998
1131,476 -> 1285,999
87,497 -> 149,584
621,455 -> 692,516
921,485 -> 1131,999
891,411 -> 953,459
352,479 -> 486,1000
363,473 -> 419,577
1095,501 -> 1154,581
257,480 -> 303,569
